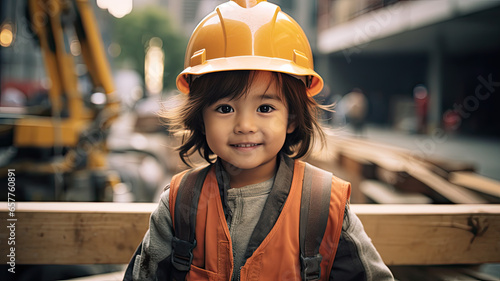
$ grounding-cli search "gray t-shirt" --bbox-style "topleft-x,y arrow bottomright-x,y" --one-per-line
226,177 -> 274,280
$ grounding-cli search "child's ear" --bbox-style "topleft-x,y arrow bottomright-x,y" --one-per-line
287,121 -> 296,134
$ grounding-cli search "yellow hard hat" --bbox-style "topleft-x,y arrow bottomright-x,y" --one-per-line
176,0 -> 324,96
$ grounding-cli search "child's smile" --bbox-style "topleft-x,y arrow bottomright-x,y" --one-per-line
202,71 -> 296,187
230,142 -> 262,151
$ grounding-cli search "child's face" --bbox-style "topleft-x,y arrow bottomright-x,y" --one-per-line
202,71 -> 295,178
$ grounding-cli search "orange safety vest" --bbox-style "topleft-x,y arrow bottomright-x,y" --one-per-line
169,160 -> 351,280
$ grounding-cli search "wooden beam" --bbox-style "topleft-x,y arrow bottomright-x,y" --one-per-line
359,180 -> 432,204
449,171 -> 500,198
353,204 -> 500,265
0,203 -> 155,265
402,161 -> 488,204
1,203 -> 499,265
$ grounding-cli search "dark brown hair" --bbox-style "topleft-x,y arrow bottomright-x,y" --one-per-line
163,70 -> 327,166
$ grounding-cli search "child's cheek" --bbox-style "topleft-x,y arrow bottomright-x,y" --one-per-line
269,116 -> 288,134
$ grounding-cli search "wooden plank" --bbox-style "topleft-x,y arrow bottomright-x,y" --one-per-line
0,203 -> 155,264
359,180 -> 432,204
425,157 -> 476,175
373,165 -> 453,203
1,203 -> 499,265
449,171 -> 500,198
402,160 -> 488,204
353,204 -> 500,265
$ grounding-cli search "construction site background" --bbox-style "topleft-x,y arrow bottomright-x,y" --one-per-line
0,0 -> 499,280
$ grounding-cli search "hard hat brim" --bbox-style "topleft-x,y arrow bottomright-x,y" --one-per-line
176,56 -> 324,96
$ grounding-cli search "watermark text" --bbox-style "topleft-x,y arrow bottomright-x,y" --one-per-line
6,169 -> 16,274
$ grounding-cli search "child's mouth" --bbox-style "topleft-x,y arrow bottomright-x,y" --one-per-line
232,143 -> 260,148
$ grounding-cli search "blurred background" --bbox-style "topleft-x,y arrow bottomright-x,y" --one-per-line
0,0 -> 499,280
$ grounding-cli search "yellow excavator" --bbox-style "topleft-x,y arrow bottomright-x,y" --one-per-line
0,0 -> 121,201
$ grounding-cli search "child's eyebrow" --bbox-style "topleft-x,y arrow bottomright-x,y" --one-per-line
257,93 -> 282,101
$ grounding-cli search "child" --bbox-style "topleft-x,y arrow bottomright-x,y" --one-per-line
124,1 -> 393,280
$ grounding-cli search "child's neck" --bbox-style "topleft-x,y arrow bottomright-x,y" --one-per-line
222,157 -> 278,189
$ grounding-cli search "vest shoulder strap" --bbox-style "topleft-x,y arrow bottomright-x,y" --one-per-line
170,165 -> 211,276
300,163 -> 333,281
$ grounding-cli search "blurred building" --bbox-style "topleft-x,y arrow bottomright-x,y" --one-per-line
164,0 -> 317,39
316,0 -> 500,137
4,0 -> 499,137
133,0 -> 229,34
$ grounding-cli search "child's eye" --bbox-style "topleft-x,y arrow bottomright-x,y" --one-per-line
216,105 -> 234,114
257,105 -> 274,113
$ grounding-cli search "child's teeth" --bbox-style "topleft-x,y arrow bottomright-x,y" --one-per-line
237,144 -> 256,147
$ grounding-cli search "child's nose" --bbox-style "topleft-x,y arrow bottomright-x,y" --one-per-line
234,113 -> 257,134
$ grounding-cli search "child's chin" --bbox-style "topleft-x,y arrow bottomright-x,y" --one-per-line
221,160 -> 257,172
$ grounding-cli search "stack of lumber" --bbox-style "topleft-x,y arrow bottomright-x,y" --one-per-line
306,133 -> 500,204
